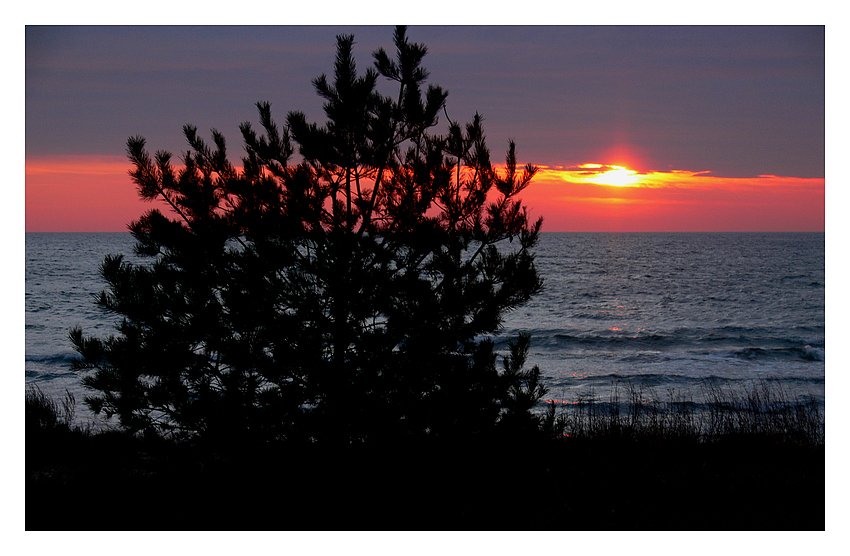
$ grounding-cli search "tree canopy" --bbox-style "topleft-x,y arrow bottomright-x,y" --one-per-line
71,26 -> 553,446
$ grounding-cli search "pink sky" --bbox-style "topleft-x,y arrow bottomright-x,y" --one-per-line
26,156 -> 147,232
25,155 -> 824,232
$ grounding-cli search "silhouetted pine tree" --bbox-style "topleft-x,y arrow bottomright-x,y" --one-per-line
71,26 -> 550,446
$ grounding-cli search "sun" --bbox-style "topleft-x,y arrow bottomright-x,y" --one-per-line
586,165 -> 641,187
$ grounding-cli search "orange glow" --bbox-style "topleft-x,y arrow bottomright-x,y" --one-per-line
520,163 -> 824,232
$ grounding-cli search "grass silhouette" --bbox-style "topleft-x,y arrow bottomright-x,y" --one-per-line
26,381 -> 823,530
551,379 -> 823,445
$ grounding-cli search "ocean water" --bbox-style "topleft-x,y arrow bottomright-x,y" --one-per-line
25,232 -> 825,429
25,233 -> 142,428
494,232 -> 825,411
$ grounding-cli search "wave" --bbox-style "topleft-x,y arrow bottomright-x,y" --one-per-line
498,324 -> 824,361
25,369 -> 76,382
553,372 -> 695,388
25,352 -> 80,366
803,345 -> 826,361
617,353 -> 672,363
733,346 -> 824,362
549,332 -> 678,350
550,371 -> 825,390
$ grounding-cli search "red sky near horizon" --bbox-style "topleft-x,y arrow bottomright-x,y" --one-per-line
25,26 -> 825,233
25,154 -> 824,232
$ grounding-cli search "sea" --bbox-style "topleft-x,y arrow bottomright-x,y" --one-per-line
25,232 -> 825,430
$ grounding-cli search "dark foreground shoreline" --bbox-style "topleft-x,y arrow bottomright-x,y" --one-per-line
26,426 -> 824,531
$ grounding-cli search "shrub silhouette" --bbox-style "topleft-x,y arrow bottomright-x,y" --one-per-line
71,26 -> 549,446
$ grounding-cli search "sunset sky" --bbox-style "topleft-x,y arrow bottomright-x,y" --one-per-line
25,24 -> 825,232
